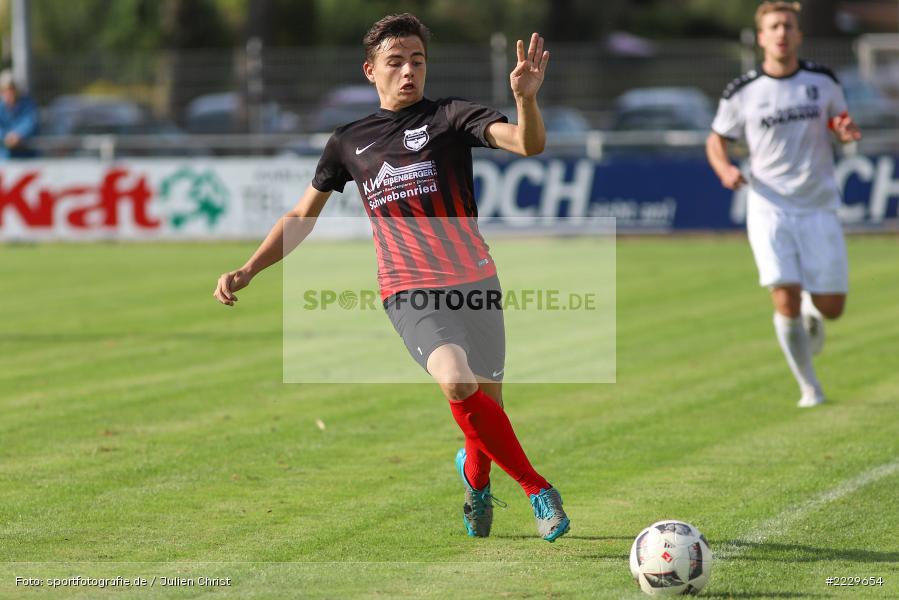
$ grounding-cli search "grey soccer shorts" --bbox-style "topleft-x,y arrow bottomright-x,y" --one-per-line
383,274 -> 506,381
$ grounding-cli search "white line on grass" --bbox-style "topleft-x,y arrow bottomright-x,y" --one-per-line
716,459 -> 899,561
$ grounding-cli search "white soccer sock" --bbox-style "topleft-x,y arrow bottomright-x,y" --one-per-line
800,291 -> 823,320
773,312 -> 822,396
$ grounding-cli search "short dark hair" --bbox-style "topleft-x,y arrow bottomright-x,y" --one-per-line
363,13 -> 431,63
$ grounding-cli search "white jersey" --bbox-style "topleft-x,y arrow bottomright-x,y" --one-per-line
711,61 -> 848,213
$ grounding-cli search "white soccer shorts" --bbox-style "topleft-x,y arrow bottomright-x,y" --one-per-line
746,202 -> 849,294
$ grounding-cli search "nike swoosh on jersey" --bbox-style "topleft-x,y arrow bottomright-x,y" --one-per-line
355,141 -> 377,155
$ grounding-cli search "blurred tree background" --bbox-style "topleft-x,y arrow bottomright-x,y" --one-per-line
2,0 -> 889,57
0,0 -> 892,125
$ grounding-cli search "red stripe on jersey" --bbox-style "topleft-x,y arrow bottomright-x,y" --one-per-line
370,221 -> 397,294
384,189 -> 432,284
374,201 -> 421,295
408,193 -> 457,282
435,166 -> 482,270
446,167 -> 493,282
426,188 -> 466,274
399,194 -> 451,280
363,162 -> 497,300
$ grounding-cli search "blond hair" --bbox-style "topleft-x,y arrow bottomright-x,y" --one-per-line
755,1 -> 801,30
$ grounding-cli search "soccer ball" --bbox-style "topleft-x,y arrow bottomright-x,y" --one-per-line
629,520 -> 713,596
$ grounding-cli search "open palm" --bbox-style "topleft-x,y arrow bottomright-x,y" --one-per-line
510,33 -> 549,101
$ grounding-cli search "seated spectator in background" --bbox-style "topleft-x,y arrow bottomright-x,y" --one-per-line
0,69 -> 38,159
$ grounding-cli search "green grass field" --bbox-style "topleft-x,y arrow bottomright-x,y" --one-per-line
2,236 -> 898,599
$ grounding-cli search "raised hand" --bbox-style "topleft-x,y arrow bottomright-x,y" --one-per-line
510,32 -> 549,101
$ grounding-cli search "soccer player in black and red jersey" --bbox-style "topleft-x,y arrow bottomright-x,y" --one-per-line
213,13 -> 569,542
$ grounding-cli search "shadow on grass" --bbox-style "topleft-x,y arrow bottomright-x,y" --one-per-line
0,331 -> 282,343
722,540 -> 899,564
492,535 -> 632,542
702,592 -> 827,599
1,329 -> 397,346
562,535 -> 634,542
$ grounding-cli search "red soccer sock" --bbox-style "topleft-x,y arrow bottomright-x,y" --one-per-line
464,439 -> 492,490
450,388 -> 551,497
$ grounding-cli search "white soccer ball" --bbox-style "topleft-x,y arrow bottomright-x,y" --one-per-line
629,520 -> 713,596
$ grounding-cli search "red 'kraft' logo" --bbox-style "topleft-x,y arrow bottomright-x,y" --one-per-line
0,168 -> 158,229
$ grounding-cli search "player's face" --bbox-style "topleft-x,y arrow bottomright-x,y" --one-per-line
758,11 -> 802,63
364,36 -> 427,111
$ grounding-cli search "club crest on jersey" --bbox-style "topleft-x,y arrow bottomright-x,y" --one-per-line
806,84 -> 819,101
403,125 -> 429,152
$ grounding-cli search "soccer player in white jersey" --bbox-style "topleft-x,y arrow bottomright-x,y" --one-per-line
706,1 -> 861,408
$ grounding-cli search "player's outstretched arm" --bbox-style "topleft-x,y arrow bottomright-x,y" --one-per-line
213,185 -> 331,306
485,32 -> 549,157
705,132 -> 747,191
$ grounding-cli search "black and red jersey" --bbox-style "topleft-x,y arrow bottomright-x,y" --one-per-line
311,97 -> 507,299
